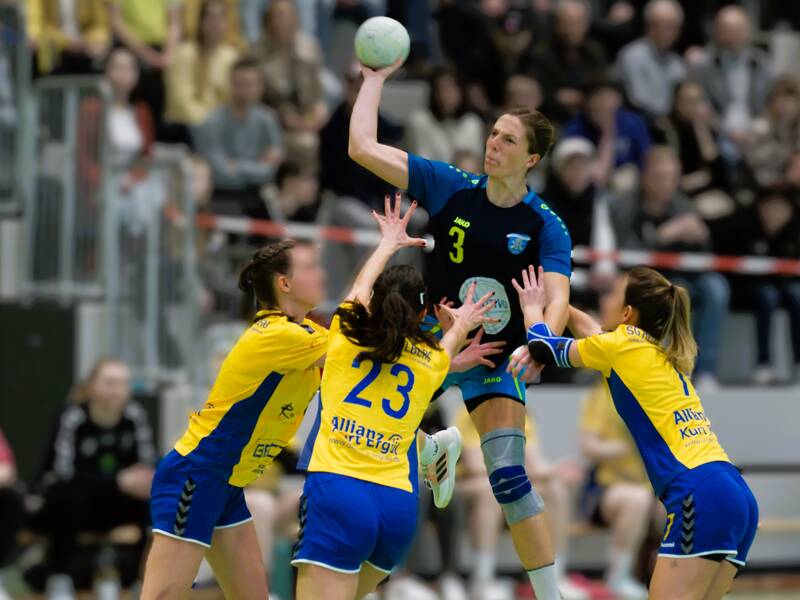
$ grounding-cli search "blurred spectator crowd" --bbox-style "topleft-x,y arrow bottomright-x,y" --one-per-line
1,2 -> 800,598
2,0 -> 799,386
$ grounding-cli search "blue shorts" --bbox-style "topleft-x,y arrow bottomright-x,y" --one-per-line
659,461 -> 758,566
291,472 -> 418,574
423,315 -> 525,411
150,450 -> 252,547
442,358 -> 525,412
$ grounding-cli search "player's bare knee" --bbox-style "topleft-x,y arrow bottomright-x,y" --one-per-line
480,428 -> 544,525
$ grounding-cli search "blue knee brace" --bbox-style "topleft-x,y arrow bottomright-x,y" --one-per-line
480,428 -> 544,525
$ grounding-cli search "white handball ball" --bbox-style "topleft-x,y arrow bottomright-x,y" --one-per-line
354,16 -> 410,70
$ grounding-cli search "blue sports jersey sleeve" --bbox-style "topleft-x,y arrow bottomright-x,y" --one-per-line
534,202 -> 573,277
406,153 -> 482,216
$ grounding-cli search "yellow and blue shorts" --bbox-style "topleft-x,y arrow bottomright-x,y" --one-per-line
291,472 -> 418,574
149,450 -> 252,547
659,461 -> 758,567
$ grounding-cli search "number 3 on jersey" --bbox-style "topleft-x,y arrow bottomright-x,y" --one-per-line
343,357 -> 415,419
449,225 -> 465,264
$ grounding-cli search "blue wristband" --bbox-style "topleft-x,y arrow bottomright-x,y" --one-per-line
526,322 -> 574,369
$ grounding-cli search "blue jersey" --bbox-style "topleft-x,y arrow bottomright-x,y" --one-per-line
407,153 -> 572,363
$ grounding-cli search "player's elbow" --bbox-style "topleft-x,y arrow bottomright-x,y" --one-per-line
528,340 -> 557,367
347,138 -> 373,166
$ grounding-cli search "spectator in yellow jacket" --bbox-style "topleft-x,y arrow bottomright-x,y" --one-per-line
26,0 -> 110,74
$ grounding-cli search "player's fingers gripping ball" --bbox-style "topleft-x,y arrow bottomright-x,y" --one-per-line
509,345 -> 530,379
354,16 -> 411,69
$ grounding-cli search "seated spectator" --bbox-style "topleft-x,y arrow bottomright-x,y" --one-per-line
456,408 -> 587,600
164,0 -> 240,131
732,192 -> 800,384
543,137 -> 600,249
23,359 -> 155,595
0,428 -> 24,600
530,0 -> 607,122
563,79 -> 652,191
262,160 -> 320,223
504,73 -> 545,112
453,149 -> 483,174
655,80 -> 734,210
579,382 -> 660,600
251,0 -> 327,166
194,57 -> 284,219
406,66 -> 484,164
26,0 -> 110,74
611,146 -> 730,389
690,5 -> 773,150
614,0 -> 686,120
319,63 -> 403,208
543,138 -> 618,298
744,77 -> 800,190
108,0 -> 183,138
78,48 -> 157,234
182,0 -> 242,48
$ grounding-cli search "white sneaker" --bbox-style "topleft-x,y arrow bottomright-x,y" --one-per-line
422,426 -> 462,508
384,577 -> 438,600
470,578 -> 514,600
607,576 -> 648,600
440,573 -> 469,600
558,576 -> 590,600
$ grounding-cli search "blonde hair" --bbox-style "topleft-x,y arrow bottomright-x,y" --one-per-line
624,266 -> 697,374
68,357 -> 128,404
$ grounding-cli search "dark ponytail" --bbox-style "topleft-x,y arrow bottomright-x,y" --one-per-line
238,240 -> 297,321
624,266 -> 698,374
337,265 -> 440,364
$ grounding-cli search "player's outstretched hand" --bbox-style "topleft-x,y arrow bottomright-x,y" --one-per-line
360,56 -> 405,82
450,329 -> 506,373
444,281 -> 498,332
507,344 -> 544,383
372,192 -> 427,252
511,265 -> 547,312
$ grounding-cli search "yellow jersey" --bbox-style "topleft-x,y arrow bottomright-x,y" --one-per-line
306,305 -> 450,494
579,381 -> 648,487
175,310 -> 327,487
576,324 -> 730,496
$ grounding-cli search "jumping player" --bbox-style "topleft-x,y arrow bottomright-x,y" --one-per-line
293,195 -> 495,600
347,58 -> 572,598
519,265 -> 759,600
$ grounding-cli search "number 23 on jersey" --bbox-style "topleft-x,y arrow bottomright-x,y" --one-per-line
343,357 -> 415,419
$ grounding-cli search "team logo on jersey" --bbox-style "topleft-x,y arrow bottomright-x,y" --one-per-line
506,233 -> 531,255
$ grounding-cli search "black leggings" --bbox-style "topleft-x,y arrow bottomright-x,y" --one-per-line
746,280 -> 800,365
25,481 -> 149,590
0,486 -> 24,567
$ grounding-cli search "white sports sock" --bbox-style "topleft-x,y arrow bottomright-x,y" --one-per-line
607,548 -> 635,583
472,549 -> 496,584
527,563 -> 562,600
555,554 -> 569,581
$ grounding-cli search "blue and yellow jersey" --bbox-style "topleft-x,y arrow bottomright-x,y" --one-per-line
576,325 -> 730,496
305,304 -> 450,494
175,310 -> 327,487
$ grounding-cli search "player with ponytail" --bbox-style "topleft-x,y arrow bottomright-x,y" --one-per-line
142,239 -> 329,598
516,265 -> 759,600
